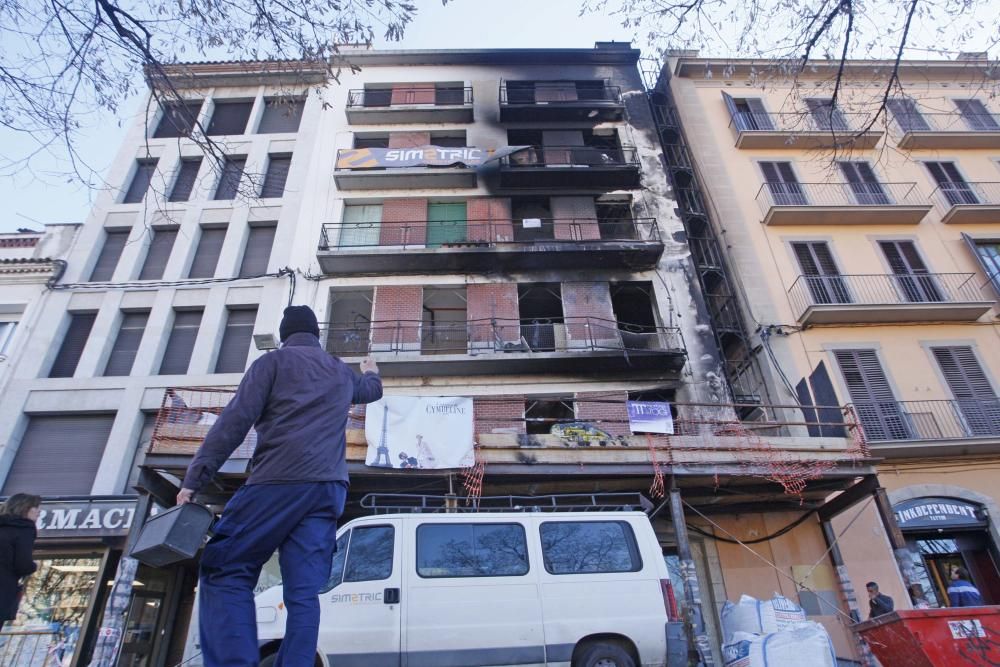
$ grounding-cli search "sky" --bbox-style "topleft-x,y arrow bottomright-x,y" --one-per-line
0,0 -> 633,233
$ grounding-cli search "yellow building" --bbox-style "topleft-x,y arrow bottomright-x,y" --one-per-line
663,53 -> 1000,640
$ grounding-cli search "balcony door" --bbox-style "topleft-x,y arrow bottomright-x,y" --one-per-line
834,349 -> 911,440
340,204 -> 382,248
955,99 -> 1000,131
426,202 -> 467,247
722,92 -> 774,131
327,289 -> 373,356
421,287 -> 467,355
839,161 -> 891,205
760,161 -> 807,205
806,98 -> 849,131
926,161 -> 979,206
792,241 -> 851,304
879,240 -> 943,303
931,346 -> 1000,437
887,98 -> 931,132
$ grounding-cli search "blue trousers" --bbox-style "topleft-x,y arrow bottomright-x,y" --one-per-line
198,481 -> 347,667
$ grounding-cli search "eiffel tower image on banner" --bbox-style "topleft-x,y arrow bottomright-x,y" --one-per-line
372,403 -> 393,468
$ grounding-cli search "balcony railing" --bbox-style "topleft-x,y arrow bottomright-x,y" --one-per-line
893,111 -> 1000,148
755,182 -> 929,225
347,87 -> 473,108
930,182 -> 1000,223
852,399 -> 1000,442
322,316 -> 683,358
728,111 -> 883,148
501,145 -> 639,168
499,83 -> 623,105
787,273 -> 989,323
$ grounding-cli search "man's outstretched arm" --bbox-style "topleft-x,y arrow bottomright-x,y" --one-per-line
353,357 -> 383,404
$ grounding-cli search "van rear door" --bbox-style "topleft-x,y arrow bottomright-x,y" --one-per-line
318,519 -> 402,666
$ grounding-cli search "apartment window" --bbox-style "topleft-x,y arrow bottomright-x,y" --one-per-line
525,397 -> 574,435
931,346 -> 1000,436
122,159 -> 158,204
963,234 -> 1000,294
48,313 -> 97,378
435,84 -> 466,105
187,227 -> 227,279
722,92 -> 774,131
354,135 -> 390,149
153,100 -> 202,139
159,310 -> 203,375
432,134 -> 466,148
340,204 -> 382,247
833,349 -> 910,440
759,161 -> 807,205
926,161 -> 979,205
260,155 -> 291,198
169,158 -> 202,202
89,229 -> 129,282
838,161 -> 890,205
257,98 -> 304,134
955,99 -> 1000,131
239,224 -> 276,277
361,87 -> 393,107
0,321 -> 17,356
138,228 -> 177,280
806,98 -> 849,131
791,242 -> 851,305
417,524 -> 528,578
540,521 -> 641,574
878,240 -> 942,303
213,156 -> 246,200
887,98 -> 930,132
206,100 -> 252,136
1,414 -> 115,496
215,307 -> 257,373
104,311 -> 149,376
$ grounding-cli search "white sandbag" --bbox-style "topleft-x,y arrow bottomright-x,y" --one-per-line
723,622 -> 837,667
721,593 -> 806,641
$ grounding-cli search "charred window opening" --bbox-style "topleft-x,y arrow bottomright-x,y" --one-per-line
327,289 -> 373,356
596,197 -> 635,240
611,282 -> 659,350
422,287 -> 467,355
354,135 -> 390,149
511,197 -> 554,241
525,397 -> 575,435
517,283 -> 563,352
431,132 -> 467,148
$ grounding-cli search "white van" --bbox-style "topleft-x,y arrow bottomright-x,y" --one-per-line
254,500 -> 677,667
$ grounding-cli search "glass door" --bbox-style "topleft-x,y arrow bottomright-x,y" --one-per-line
116,592 -> 164,667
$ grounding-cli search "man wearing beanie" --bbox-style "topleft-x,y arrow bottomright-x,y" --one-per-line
177,305 -> 382,667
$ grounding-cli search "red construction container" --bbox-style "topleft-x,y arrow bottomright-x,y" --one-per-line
855,607 -> 1000,666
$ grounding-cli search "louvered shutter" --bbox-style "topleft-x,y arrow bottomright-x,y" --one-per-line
48,313 -> 97,378
838,161 -> 889,204
260,156 -> 291,198
955,99 -> 1000,131
153,101 -> 202,139
214,157 -> 246,200
926,162 -> 978,205
887,98 -> 930,132
792,242 -> 850,304
139,229 -> 177,280
207,101 -> 252,136
721,91 -> 745,130
169,158 -> 202,202
90,230 -> 129,281
215,307 -> 257,373
744,98 -> 774,130
806,98 -> 849,131
104,311 -> 149,376
879,240 -> 941,302
931,346 -> 1000,436
239,225 -> 276,277
760,161 -> 805,205
187,228 -> 227,278
159,310 -> 202,375
835,349 -> 910,440
2,415 -> 115,495
123,160 -> 158,204
257,99 -> 304,134
340,205 -> 382,247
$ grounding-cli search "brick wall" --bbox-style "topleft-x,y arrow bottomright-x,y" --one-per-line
388,131 -> 431,148
467,282 -> 519,344
380,199 -> 427,246
474,395 -> 526,434
561,281 -> 617,343
551,196 -> 600,240
467,198 -> 512,242
575,391 -> 631,436
391,85 -> 435,105
371,285 -> 422,346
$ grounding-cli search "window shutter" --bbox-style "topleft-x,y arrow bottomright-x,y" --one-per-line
159,310 -> 203,375
932,347 -> 996,400
123,160 -> 158,204
239,225 -> 276,277
214,157 -> 246,200
835,349 -> 909,440
2,415 -> 115,496
139,229 -> 177,280
759,161 -> 780,183
260,156 -> 291,198
153,101 -> 202,139
340,205 -> 382,247
188,228 -> 227,278
48,313 -> 97,378
955,99 -> 999,131
90,230 -> 129,281
257,99 -> 304,133
887,98 -> 930,132
879,240 -> 928,273
169,158 -> 202,202
206,101 -> 252,136
104,311 -> 149,376
215,307 -> 257,373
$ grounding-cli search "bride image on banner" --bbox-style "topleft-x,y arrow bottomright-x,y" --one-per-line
365,396 -> 474,469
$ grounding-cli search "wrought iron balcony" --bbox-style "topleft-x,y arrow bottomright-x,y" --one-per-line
498,146 -> 641,189
852,399 -> 1000,447
930,182 -> 1000,224
787,273 -> 992,324
499,83 -> 624,122
320,316 -> 686,378
333,148 -> 478,190
755,182 -> 931,225
345,87 -> 474,124
316,217 -> 664,275
727,111 -> 883,149
892,111 -> 1000,149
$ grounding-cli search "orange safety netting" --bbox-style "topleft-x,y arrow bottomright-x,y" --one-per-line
151,387 -> 257,458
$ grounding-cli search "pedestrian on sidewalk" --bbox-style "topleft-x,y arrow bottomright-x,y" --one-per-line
0,493 -> 41,633
178,305 -> 383,667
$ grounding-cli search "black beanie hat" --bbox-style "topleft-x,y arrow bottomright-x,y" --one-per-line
279,305 -> 319,342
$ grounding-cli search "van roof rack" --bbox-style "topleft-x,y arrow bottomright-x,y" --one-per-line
359,492 -> 654,514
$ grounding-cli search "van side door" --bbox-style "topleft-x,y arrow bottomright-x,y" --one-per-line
318,519 -> 402,666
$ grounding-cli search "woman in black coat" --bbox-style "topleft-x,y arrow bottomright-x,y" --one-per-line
0,493 -> 41,632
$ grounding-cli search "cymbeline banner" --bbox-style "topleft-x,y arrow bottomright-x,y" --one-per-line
336,145 -> 528,170
365,396 -> 475,470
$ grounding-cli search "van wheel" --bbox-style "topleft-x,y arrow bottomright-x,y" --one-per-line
575,642 -> 636,667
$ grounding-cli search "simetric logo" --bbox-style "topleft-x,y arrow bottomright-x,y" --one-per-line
330,592 -> 384,605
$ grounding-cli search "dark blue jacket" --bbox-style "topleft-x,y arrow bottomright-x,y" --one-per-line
948,579 -> 985,607
182,332 -> 383,492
